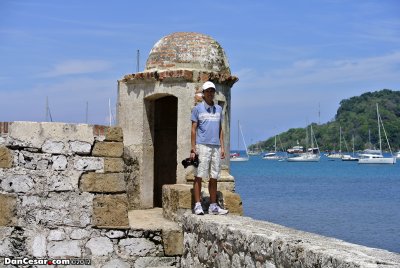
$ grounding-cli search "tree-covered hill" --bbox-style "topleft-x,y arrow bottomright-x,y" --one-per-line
251,89 -> 400,152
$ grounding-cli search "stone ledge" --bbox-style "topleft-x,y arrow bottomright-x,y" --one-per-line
128,208 -> 183,256
182,213 -> 400,267
162,184 -> 243,222
121,70 -> 238,87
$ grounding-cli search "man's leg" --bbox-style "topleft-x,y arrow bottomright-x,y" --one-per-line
208,146 -> 228,215
193,176 -> 204,215
209,178 -> 217,204
208,179 -> 228,215
194,176 -> 202,203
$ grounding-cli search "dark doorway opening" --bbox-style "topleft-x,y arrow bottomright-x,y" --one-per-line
153,96 -> 177,207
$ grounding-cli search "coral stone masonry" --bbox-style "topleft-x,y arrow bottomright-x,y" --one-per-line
0,122 -> 181,267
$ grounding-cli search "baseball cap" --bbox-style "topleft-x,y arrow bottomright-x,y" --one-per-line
202,81 -> 216,91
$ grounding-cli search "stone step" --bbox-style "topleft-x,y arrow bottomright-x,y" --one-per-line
128,208 -> 183,256
162,184 -> 243,222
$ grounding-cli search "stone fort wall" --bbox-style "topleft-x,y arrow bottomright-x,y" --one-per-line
164,184 -> 400,268
180,213 -> 400,267
0,121 -> 180,267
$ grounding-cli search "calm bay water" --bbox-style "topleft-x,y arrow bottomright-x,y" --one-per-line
231,154 -> 400,253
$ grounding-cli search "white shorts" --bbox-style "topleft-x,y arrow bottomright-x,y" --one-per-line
194,144 -> 221,180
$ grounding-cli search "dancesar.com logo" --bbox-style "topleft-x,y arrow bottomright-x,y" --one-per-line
3,257 -> 91,265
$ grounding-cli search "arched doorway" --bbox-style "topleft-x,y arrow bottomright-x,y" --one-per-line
153,95 -> 177,207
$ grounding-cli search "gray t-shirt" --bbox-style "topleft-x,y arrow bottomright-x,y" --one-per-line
191,101 -> 223,146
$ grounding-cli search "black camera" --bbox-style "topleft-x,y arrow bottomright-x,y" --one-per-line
181,155 -> 199,168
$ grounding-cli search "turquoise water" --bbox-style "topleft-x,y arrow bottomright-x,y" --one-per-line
231,154 -> 400,253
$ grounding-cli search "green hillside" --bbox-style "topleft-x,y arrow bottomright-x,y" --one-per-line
251,89 -> 400,152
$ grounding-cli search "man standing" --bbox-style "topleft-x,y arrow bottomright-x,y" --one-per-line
190,81 -> 228,215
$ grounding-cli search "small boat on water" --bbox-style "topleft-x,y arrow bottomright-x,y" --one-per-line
327,152 -> 342,159
230,121 -> 249,162
342,134 -> 359,161
230,152 -> 249,162
286,142 -> 304,154
327,126 -> 344,160
262,152 -> 282,160
287,153 -> 320,162
262,135 -> 283,160
341,154 -> 359,161
287,125 -> 320,162
358,104 -> 396,165
358,152 -> 395,164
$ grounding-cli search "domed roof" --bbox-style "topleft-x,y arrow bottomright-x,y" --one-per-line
145,32 -> 231,74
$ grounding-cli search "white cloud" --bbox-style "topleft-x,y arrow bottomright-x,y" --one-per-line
238,51 -> 400,91
39,60 -> 112,78
231,51 -> 400,142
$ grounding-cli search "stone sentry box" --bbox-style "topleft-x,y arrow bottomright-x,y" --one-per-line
117,32 -> 238,209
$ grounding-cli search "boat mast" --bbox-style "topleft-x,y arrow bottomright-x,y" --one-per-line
237,120 -> 240,151
377,103 -> 394,156
310,126 -> 314,150
239,122 -> 249,157
305,126 -> 309,151
377,103 -> 382,152
339,126 -> 342,153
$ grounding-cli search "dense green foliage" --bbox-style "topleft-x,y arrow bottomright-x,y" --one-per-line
250,89 -> 400,152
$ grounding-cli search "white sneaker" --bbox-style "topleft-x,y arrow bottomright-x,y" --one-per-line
194,203 -> 204,215
208,204 -> 228,215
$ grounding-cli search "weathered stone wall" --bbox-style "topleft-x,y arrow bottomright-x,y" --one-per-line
0,122 -> 180,267
181,213 -> 400,268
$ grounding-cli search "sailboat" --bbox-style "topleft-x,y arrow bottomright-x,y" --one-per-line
342,134 -> 359,161
262,135 -> 282,160
230,121 -> 249,162
358,104 -> 396,164
327,126 -> 343,160
287,125 -> 320,162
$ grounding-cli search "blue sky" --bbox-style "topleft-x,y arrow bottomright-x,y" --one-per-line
1,0 -> 399,149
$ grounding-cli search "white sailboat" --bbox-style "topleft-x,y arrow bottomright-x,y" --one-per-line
342,134 -> 359,161
358,104 -> 396,164
327,126 -> 343,160
287,125 -> 320,162
262,135 -> 282,160
230,121 -> 249,162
